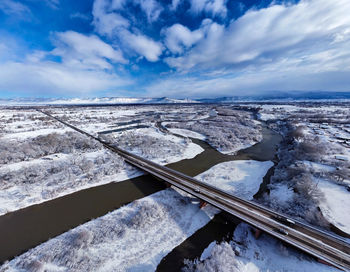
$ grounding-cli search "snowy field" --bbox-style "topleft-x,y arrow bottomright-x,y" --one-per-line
0,106 -> 208,215
196,160 -> 273,200
164,107 -> 263,154
0,157 -> 272,271
255,103 -> 350,234
1,103 -> 349,271
101,127 -> 204,164
0,189 -> 217,272
184,223 -> 338,272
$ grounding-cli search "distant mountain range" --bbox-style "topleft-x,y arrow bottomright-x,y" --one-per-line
1,91 -> 350,105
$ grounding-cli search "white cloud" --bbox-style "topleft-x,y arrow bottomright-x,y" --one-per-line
189,0 -> 227,17
145,68 -> 350,98
43,0 -> 60,9
0,61 -> 130,96
51,31 -> 127,69
163,23 -> 204,54
92,0 -> 163,61
0,31 -> 131,96
166,0 -> 350,73
110,0 -> 127,10
145,0 -> 350,97
136,0 -> 163,23
170,0 -> 182,10
70,12 -> 90,21
0,0 -> 31,17
120,30 -> 163,61
92,0 -> 130,36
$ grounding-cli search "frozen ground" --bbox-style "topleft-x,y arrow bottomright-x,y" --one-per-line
183,223 -> 338,272
0,109 -> 65,138
317,179 -> 350,234
255,103 -> 350,233
0,156 -> 273,271
0,144 -> 140,215
103,127 -> 204,164
166,127 -> 206,140
165,107 -> 263,154
1,189 -> 217,272
0,107 -> 207,215
196,160 -> 274,200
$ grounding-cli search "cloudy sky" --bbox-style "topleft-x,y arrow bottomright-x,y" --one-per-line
0,0 -> 349,98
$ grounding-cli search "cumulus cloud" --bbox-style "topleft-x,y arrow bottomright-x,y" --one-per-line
166,0 -> 350,72
92,0 -> 130,36
51,31 -> 127,69
170,0 -> 182,10
0,31 -> 131,96
144,0 -> 350,97
120,30 -> 163,61
92,0 -> 163,61
136,0 -> 163,23
163,23 -> 204,54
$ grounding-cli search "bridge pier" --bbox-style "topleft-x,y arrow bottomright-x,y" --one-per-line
254,228 -> 262,239
199,200 -> 207,209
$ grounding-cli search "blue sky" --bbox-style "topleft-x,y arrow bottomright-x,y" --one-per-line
0,0 -> 349,98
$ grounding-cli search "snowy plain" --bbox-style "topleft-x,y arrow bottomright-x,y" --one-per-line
185,223 -> 338,272
0,159 -> 272,271
196,160 -> 274,200
0,108 -> 205,215
257,103 -> 350,234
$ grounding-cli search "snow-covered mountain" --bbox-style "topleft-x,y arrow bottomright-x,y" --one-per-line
1,91 -> 350,106
0,97 -> 199,106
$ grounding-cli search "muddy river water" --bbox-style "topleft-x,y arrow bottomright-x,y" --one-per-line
0,122 -> 282,266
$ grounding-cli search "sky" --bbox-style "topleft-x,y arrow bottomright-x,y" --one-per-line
0,0 -> 349,98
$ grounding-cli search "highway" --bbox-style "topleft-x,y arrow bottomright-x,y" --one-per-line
39,109 -> 350,271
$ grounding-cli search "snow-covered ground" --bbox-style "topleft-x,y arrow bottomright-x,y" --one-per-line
317,179 -> 350,234
165,108 -> 263,154
104,127 -> 204,164
196,160 -> 274,200
1,155 -> 273,271
0,149 -> 140,215
255,103 -> 350,234
166,127 -> 206,140
184,223 -> 338,272
1,189 -> 217,272
0,107 -> 206,215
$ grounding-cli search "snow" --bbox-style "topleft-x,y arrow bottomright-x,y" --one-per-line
196,160 -> 274,200
167,128 -> 206,140
0,97 -> 199,106
1,189 -> 216,272
1,128 -> 72,140
269,184 -> 294,204
317,179 -> 350,234
0,154 -> 274,270
187,223 -> 338,272
300,160 -> 336,172
110,127 -> 204,165
200,241 -> 216,261
0,150 -> 142,215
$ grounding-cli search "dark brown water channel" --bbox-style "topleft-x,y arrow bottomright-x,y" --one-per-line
0,123 -> 282,265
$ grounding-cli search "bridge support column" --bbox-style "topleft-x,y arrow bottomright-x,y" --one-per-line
199,200 -> 207,209
254,228 -> 262,239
